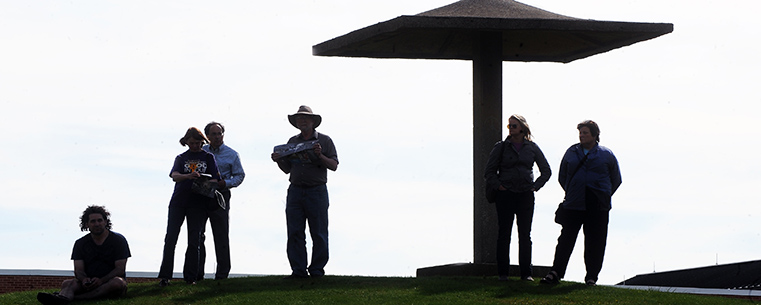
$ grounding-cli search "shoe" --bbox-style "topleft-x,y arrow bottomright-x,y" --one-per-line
540,271 -> 559,284
586,279 -> 597,286
522,276 -> 534,281
498,275 -> 509,281
158,278 -> 171,287
36,292 -> 71,305
282,274 -> 309,280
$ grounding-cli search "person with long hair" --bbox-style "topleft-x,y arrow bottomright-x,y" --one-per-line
158,127 -> 221,286
484,114 -> 551,281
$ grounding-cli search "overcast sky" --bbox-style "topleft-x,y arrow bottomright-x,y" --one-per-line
2,0 -> 760,285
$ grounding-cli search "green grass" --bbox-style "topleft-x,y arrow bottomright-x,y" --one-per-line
3,276 -> 757,305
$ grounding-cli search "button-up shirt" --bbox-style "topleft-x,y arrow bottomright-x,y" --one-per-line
203,143 -> 245,189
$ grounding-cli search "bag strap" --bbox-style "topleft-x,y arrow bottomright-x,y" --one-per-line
569,149 -> 589,180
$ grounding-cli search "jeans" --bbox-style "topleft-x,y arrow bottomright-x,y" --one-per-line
158,202 -> 208,282
495,190 -> 535,278
199,189 -> 231,280
286,184 -> 329,277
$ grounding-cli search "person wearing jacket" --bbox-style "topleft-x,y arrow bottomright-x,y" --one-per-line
541,120 -> 622,286
484,114 -> 551,281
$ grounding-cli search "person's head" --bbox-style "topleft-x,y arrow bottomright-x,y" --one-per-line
204,122 -> 225,148
79,205 -> 112,233
507,114 -> 532,141
179,127 -> 209,152
577,120 -> 600,147
288,105 -> 322,132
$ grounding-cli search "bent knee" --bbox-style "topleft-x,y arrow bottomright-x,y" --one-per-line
106,277 -> 128,296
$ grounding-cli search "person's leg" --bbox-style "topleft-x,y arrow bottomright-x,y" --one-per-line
494,190 -> 516,278
72,277 -> 128,300
159,205 -> 186,280
583,210 -> 609,282
515,191 -> 535,279
550,211 -> 584,278
305,185 -> 329,277
184,202 -> 209,283
197,225 -> 206,281
57,278 -> 81,300
209,189 -> 232,279
286,186 -> 309,277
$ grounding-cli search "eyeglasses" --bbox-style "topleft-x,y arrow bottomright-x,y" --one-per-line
507,124 -> 519,129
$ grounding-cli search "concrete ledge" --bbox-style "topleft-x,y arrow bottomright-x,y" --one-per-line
416,263 -> 550,278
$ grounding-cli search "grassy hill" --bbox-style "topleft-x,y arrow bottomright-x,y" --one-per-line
2,276 -> 755,305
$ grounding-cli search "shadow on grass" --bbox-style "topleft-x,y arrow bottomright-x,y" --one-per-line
119,275 -> 591,304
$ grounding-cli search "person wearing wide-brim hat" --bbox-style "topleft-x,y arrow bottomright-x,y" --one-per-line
271,105 -> 338,279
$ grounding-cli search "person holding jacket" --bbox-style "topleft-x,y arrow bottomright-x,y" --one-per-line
541,120 -> 622,286
484,114 -> 551,281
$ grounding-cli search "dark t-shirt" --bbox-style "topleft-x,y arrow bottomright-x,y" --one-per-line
71,231 -> 131,278
169,150 -> 221,207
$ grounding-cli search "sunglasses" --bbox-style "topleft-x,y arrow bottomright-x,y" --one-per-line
507,124 -> 519,129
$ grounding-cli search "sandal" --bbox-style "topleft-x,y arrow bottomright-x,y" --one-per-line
540,271 -> 559,284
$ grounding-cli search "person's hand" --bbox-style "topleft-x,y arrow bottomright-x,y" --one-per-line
82,277 -> 101,290
313,143 -> 322,156
271,152 -> 281,162
188,171 -> 201,179
498,185 -> 506,191
217,180 -> 226,189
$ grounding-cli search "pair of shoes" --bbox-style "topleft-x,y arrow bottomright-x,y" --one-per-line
586,279 -> 597,286
522,276 -> 534,281
498,275 -> 509,281
310,274 -> 324,279
158,278 -> 171,287
282,274 -> 309,280
36,292 -> 71,305
540,271 -> 559,284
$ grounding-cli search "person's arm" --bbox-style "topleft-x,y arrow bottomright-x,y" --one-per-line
558,149 -> 571,192
98,259 -> 127,283
483,142 -> 503,191
226,154 -> 245,188
313,142 -> 338,171
609,152 -> 622,195
271,152 -> 292,174
73,260 -> 88,283
532,144 -> 552,191
171,171 -> 200,182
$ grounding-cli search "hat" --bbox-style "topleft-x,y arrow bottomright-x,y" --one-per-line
288,105 -> 322,129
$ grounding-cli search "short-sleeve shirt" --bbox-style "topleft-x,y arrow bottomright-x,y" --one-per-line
169,150 -> 221,207
71,231 -> 131,278
286,132 -> 338,187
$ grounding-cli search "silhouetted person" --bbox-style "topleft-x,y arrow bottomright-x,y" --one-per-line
271,105 -> 338,279
37,205 -> 131,305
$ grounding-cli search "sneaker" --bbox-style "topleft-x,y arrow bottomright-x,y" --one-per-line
522,276 -> 534,281
282,274 -> 309,280
586,279 -> 597,286
158,278 -> 171,287
540,271 -> 559,284
36,292 -> 71,305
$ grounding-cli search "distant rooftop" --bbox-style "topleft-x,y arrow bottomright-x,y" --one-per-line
618,259 -> 761,290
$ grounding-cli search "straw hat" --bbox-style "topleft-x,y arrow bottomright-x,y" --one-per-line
287,105 -> 322,129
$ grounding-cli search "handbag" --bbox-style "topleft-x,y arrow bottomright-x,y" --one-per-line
484,141 -> 506,203
554,151 -> 589,224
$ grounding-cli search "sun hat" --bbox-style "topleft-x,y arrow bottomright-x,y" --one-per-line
288,105 -> 322,129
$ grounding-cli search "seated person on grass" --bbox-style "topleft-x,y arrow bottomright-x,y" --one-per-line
37,205 -> 131,305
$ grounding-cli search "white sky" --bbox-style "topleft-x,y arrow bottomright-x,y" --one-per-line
1,0 -> 760,285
